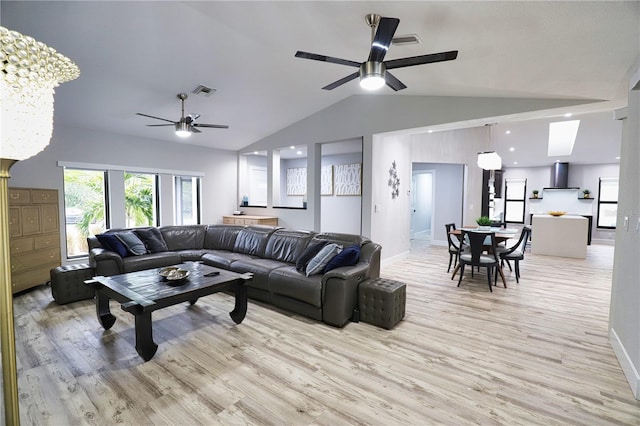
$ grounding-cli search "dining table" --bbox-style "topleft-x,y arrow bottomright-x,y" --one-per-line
448,227 -> 519,287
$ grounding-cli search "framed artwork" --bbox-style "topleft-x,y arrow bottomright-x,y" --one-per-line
321,165 -> 333,195
286,167 -> 307,195
334,163 -> 361,196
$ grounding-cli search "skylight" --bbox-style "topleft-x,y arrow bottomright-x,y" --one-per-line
547,120 -> 580,156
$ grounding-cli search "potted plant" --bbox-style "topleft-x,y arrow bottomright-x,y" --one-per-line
476,215 -> 493,230
583,189 -> 591,199
532,190 -> 539,199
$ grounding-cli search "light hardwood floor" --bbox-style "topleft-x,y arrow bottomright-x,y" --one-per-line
7,241 -> 640,425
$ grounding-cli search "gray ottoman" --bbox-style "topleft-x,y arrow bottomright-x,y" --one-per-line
50,264 -> 95,305
358,278 -> 406,329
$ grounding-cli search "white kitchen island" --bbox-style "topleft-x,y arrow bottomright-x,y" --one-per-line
531,214 -> 588,258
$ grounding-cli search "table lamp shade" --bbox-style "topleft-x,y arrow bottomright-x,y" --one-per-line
0,26 -> 79,160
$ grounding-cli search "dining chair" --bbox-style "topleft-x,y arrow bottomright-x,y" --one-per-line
496,226 -> 531,283
445,223 -> 461,272
456,230 -> 504,292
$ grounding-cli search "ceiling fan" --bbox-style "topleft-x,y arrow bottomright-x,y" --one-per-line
136,93 -> 229,138
295,14 -> 458,91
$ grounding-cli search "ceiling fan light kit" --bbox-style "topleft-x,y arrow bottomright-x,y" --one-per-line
359,61 -> 386,90
175,121 -> 191,138
136,92 -> 229,137
295,13 -> 458,92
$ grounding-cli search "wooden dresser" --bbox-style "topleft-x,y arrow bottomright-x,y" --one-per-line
222,215 -> 278,226
8,187 -> 61,293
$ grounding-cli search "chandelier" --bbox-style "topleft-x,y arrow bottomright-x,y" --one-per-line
0,26 -> 80,160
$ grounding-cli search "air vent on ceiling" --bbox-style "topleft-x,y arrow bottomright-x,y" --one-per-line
391,34 -> 421,46
192,84 -> 216,97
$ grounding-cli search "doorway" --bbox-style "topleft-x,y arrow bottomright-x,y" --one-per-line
411,170 -> 435,241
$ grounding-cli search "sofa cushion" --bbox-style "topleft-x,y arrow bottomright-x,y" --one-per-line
160,225 -> 206,251
311,232 -> 369,248
201,251 -> 258,269
229,258 -> 289,291
265,229 -> 314,264
95,233 -> 129,258
233,227 -> 273,256
134,228 -> 169,253
115,231 -> 147,256
269,266 -> 323,308
296,241 -> 328,273
204,225 -> 244,250
175,250 -> 207,262
121,252 -> 182,273
306,243 -> 342,277
323,244 -> 360,273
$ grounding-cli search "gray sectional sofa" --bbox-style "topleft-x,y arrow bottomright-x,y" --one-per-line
88,225 -> 381,327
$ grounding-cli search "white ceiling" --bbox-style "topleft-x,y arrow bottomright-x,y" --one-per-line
1,1 -> 639,167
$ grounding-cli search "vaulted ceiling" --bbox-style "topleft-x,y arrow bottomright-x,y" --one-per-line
2,1 -> 638,166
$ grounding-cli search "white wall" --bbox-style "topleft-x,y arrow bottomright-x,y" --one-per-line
609,61 -> 640,399
371,133 -> 412,264
7,124 -> 238,262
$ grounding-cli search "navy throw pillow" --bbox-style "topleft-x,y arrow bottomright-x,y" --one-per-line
323,244 -> 360,274
134,228 -> 169,253
295,241 -> 328,273
115,231 -> 147,256
95,233 -> 129,258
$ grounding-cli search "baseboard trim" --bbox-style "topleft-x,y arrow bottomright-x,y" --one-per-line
381,251 -> 410,267
609,327 -> 640,399
430,239 -> 447,247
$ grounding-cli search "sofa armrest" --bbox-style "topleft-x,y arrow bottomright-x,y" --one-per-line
89,248 -> 124,276
321,262 -> 370,327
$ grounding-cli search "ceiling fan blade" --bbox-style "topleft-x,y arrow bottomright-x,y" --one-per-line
135,112 -> 176,124
295,51 -> 361,68
322,71 -> 360,90
368,17 -> 400,63
193,123 -> 229,129
385,50 -> 458,70
191,127 -> 202,133
385,72 -> 407,92
146,124 -> 175,127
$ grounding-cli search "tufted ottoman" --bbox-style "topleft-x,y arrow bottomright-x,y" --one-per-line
357,278 -> 406,329
50,264 -> 96,305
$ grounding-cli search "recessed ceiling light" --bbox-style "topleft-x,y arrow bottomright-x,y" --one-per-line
505,130 -> 511,134
427,130 -> 433,133
254,151 -> 259,155
564,113 -> 573,118
296,151 -> 302,155
616,156 -> 620,160
290,146 -> 295,149
510,147 -> 515,152
513,161 -> 518,165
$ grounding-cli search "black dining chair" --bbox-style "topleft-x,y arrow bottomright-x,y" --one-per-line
456,230 -> 503,292
496,226 -> 531,283
445,223 -> 461,272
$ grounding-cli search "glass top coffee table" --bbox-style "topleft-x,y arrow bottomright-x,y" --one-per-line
86,262 -> 252,361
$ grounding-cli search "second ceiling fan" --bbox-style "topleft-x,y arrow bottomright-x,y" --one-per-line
295,14 -> 458,91
136,93 -> 229,138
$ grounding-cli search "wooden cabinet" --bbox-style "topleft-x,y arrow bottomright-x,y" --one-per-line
9,187 -> 61,293
222,215 -> 278,226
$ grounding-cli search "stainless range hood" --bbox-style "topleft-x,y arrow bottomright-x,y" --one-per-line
551,162 -> 569,188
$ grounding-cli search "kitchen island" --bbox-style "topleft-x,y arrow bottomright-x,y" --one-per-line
531,214 -> 588,258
